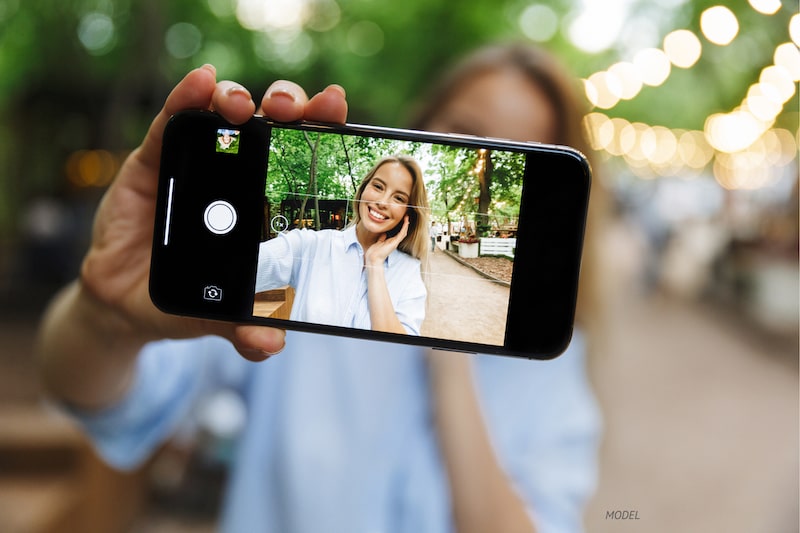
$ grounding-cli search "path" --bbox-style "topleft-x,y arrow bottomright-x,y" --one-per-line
420,248 -> 510,346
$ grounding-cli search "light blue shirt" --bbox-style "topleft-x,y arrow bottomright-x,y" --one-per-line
69,331 -> 601,533
255,226 -> 427,335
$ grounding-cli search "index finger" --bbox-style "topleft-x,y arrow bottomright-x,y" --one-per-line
260,81 -> 348,124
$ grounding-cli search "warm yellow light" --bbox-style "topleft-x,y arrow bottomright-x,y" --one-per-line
678,130 -> 714,169
748,0 -> 782,15
774,43 -> 800,81
715,149 -> 778,190
791,14 -> 800,47
760,65 -> 796,104
701,6 -> 739,46
618,122 -> 639,156
605,117 -> 631,156
762,128 -> 799,166
638,127 -> 657,161
622,122 -> 651,162
746,84 -> 783,121
650,126 -> 678,165
587,71 -> 621,109
583,79 -> 599,108
582,112 -> 609,150
608,61 -> 643,100
663,30 -> 702,68
597,116 -> 617,150
705,110 -> 766,153
66,150 -> 118,188
633,48 -> 671,87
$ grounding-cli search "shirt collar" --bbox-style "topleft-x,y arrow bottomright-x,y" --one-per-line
343,225 -> 403,267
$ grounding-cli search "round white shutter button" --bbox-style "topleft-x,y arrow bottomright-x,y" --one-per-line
204,200 -> 237,235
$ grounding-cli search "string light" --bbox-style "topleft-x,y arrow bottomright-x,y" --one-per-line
663,30 -> 702,68
581,2 -> 797,191
748,0 -> 782,16
700,6 -> 739,46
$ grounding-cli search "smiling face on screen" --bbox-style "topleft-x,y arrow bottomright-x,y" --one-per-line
356,161 -> 413,245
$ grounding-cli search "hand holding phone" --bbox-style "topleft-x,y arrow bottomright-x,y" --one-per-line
65,69 -> 348,365
150,110 -> 591,358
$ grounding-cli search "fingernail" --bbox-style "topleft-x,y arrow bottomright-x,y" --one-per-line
266,87 -> 298,103
201,63 -> 217,75
226,85 -> 251,99
325,84 -> 346,98
241,348 -> 278,361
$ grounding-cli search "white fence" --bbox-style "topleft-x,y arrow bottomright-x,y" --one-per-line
479,238 -> 516,258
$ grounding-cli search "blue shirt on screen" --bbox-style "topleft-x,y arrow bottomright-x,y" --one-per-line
256,226 -> 427,334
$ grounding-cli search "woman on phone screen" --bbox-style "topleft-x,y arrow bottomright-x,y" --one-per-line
256,155 -> 430,335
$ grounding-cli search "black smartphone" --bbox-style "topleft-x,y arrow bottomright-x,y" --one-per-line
150,110 -> 591,359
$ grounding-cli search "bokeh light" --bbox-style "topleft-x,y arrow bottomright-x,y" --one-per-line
236,0 -> 308,32
633,48 -> 671,86
608,61 -> 643,100
791,14 -> 800,46
748,0 -> 782,16
165,23 -> 203,59
65,150 -> 120,188
700,6 -> 739,46
77,12 -> 115,55
586,71 -> 621,109
773,43 -> 800,81
759,65 -> 797,104
347,20 -> 385,57
663,30 -> 702,68
306,0 -> 341,32
519,4 -> 558,42
568,1 -> 627,53
705,110 -> 767,153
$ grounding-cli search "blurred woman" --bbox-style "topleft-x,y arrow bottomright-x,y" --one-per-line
37,44 -> 603,533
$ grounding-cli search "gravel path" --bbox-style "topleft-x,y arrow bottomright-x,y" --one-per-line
420,249 -> 510,346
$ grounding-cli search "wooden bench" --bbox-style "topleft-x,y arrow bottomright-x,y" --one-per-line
253,286 -> 295,319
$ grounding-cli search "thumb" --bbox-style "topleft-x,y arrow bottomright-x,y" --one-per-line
222,324 -> 286,361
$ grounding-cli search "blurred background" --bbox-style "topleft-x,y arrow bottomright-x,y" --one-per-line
0,0 -> 796,532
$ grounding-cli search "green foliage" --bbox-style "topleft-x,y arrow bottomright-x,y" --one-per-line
264,128 -> 526,232
0,0 -> 794,236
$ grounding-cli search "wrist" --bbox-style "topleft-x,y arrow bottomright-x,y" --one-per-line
71,280 -> 158,349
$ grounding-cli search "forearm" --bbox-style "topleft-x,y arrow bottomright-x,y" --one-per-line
36,280 -> 150,410
365,265 -> 407,334
428,350 -> 536,533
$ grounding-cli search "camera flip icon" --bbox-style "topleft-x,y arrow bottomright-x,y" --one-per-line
203,285 -> 223,302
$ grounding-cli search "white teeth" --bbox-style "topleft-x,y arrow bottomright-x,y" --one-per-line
369,208 -> 387,220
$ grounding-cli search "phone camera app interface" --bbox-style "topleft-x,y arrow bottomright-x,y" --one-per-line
253,127 -> 527,348
203,285 -> 223,301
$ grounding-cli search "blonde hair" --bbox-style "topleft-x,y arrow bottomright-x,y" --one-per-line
351,155 -> 430,264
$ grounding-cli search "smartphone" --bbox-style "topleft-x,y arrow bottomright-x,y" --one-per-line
150,110 -> 591,359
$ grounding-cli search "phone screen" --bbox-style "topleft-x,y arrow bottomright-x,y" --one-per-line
254,126 -> 527,347
151,111 -> 591,358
